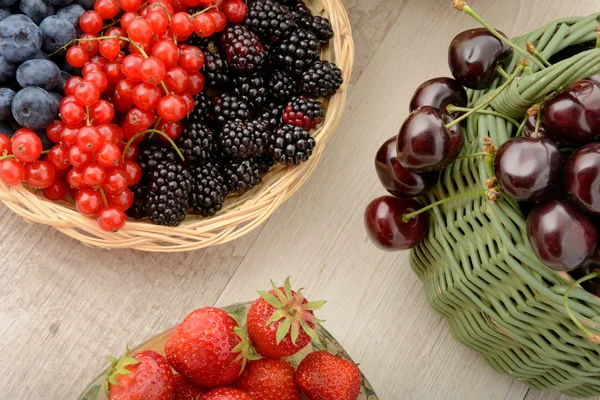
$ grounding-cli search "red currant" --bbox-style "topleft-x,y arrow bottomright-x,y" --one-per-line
178,46 -> 204,72
73,81 -> 101,106
120,12 -> 138,29
47,145 -> 70,170
60,126 -> 81,147
94,0 -> 119,19
75,189 -> 103,216
83,163 -> 106,186
46,121 -> 65,144
158,120 -> 182,141
0,133 -> 10,156
122,143 -> 139,161
224,0 -> 247,23
171,12 -> 194,37
108,188 -> 134,210
77,126 -> 104,152
104,61 -> 125,83
114,79 -> 137,111
122,161 -> 142,185
148,10 -> 169,34
186,71 -> 204,95
84,70 -> 108,92
82,62 -> 102,76
97,206 -> 127,231
102,168 -> 128,195
12,130 -> 42,162
122,54 -> 144,82
90,100 -> 115,124
99,38 -> 121,60
98,124 -> 123,145
131,82 -> 162,110
208,8 -> 226,32
97,142 -> 122,168
127,17 -> 154,43
139,56 -> 167,84
25,161 -> 56,189
67,167 -> 86,189
0,159 -> 25,186
164,67 -> 189,93
119,0 -> 140,12
180,91 -> 194,114
193,13 -> 215,37
80,34 -> 99,55
123,108 -> 155,136
61,101 -> 86,126
64,76 -> 83,96
89,54 -> 109,67
67,145 -> 92,168
152,40 -> 179,69
66,45 -> 89,68
43,179 -> 68,201
79,11 -> 104,34
157,94 -> 187,121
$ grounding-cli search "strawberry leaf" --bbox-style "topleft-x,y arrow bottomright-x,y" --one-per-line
265,309 -> 286,326
275,317 -> 292,344
300,320 -> 321,345
258,290 -> 284,309
290,319 -> 300,345
304,300 -> 327,311
283,276 -> 293,299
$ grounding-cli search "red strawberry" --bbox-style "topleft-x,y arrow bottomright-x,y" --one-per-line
246,277 -> 326,358
200,387 -> 252,400
106,349 -> 175,400
295,351 -> 361,400
173,375 -> 204,400
165,307 -> 248,388
234,358 -> 300,400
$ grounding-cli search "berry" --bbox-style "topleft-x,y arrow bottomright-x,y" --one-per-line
295,351 -> 361,400
0,158 -> 25,186
67,167 -> 87,189
152,40 -> 179,69
127,17 -> 154,43
269,124 -> 315,165
282,96 -> 323,131
25,161 -> 55,188
0,15 -> 43,64
185,92 -> 211,123
126,182 -> 148,219
253,153 -> 274,175
171,12 -> 194,37
164,67 -> 190,93
73,81 -> 101,106
43,179 -> 68,200
12,87 -> 59,131
133,82 -> 163,110
301,15 -> 333,44
47,145 -> 70,170
122,54 -> 144,82
158,94 -> 188,121
75,188 -> 103,216
97,206 -> 127,231
255,101 -> 285,129
223,158 -> 260,192
108,187 -> 134,211
146,162 -> 192,226
223,0 -> 247,23
176,122 -> 214,164
0,88 -> 15,121
138,144 -> 177,176
220,24 -> 266,72
244,0 -> 295,43
173,375 -> 204,400
12,130 -> 42,163
39,16 -> 77,55
139,56 -> 167,84
234,359 -> 299,400
79,11 -> 104,34
90,100 -> 115,124
201,388 -> 252,400
409,77 -> 469,113
66,45 -> 89,67
100,39 -> 121,60
189,161 -> 228,217
56,5 -> 86,27
97,143 -> 122,168
178,46 -> 205,73
232,73 -> 268,107
77,126 -> 104,153
61,102 -> 86,126
267,69 -> 296,101
219,119 -> 268,160
201,43 -> 230,88
193,13 -> 215,37
212,94 -> 251,124
83,163 -> 106,186
95,0 -> 119,18
273,28 -> 320,74
300,60 -> 343,98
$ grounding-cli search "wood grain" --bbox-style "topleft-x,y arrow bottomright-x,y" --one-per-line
1,0 -> 600,399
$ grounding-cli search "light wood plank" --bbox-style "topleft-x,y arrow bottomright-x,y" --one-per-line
524,390 -> 599,400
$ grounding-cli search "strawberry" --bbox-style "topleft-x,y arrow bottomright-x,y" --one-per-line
246,277 -> 326,358
106,349 -> 175,400
173,375 -> 204,400
295,351 -> 361,400
234,358 -> 300,400
165,307 -> 251,388
200,387 -> 252,400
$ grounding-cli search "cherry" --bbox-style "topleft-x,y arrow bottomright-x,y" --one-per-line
376,136 -> 438,198
396,106 -> 463,172
494,137 -> 561,202
523,115 -> 548,138
25,161 -> 56,189
409,77 -> 468,114
527,199 -> 597,271
541,80 -> 600,146
564,143 -> 600,215
98,206 -> 127,231
364,196 -> 428,251
448,28 -> 512,90
12,130 -> 42,163
75,189 -> 104,216
0,158 -> 25,186
43,179 -> 69,201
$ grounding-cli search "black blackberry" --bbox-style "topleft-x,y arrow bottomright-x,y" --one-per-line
177,122 -> 215,164
267,69 -> 297,101
253,154 -> 275,175
223,159 -> 261,192
219,119 -> 269,160
220,24 -> 267,73
232,73 -> 268,107
282,95 -> 324,131
126,183 -> 148,220
244,0 -> 296,43
301,60 -> 343,98
288,1 -> 333,44
255,101 -> 285,129
212,94 -> 252,124
269,124 -> 315,165
186,32 -> 211,49
146,162 -> 192,226
273,28 -> 320,74
189,161 -> 229,217
185,92 -> 212,124
202,42 -> 231,88
138,145 -> 178,178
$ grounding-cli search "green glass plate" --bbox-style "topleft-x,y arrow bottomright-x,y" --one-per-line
78,302 -> 379,400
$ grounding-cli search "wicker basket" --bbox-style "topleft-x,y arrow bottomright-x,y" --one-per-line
0,0 -> 354,252
410,14 -> 600,397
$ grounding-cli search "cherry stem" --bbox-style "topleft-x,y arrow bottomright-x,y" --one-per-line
515,114 -> 528,137
99,187 -> 108,207
495,65 -> 510,80
526,41 -> 551,68
446,105 -> 520,128
564,271 -> 600,345
402,189 -> 488,223
122,129 -> 185,162
445,65 -> 524,129
533,110 -> 542,138
453,1 -> 546,70
191,4 -> 218,17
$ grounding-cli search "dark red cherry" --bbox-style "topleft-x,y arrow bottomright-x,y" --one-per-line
565,143 -> 600,215
397,106 -> 463,172
522,115 -> 548,138
527,199 -> 597,271
409,77 -> 468,114
364,196 -> 428,251
375,136 -> 439,198
542,80 -> 600,146
448,28 -> 512,90
494,137 -> 561,202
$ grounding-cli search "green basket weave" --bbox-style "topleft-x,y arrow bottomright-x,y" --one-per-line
410,14 -> 600,397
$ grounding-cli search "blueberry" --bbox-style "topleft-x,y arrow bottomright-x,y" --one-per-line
0,0 -> 17,8
12,87 -> 58,131
55,70 -> 71,95
17,59 -> 61,90
0,121 -> 14,135
0,8 -> 10,21
49,91 -> 61,104
39,15 -> 76,54
20,0 -> 54,24
31,49 -> 49,60
0,87 -> 14,121
75,0 -> 94,10
0,15 -> 42,63
61,58 -> 80,76
0,55 -> 16,83
55,4 -> 84,26
49,0 -> 73,5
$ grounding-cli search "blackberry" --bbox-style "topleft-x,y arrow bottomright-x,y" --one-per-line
273,28 -> 320,74
177,122 -> 215,164
232,73 -> 268,107
126,182 -> 148,220
146,162 -> 192,226
267,69 -> 297,101
189,161 -> 229,217
301,60 -> 343,98
289,1 -> 333,44
202,42 -> 230,88
220,24 -> 267,73
269,124 -> 315,165
138,145 -> 177,178
185,92 -> 212,123
219,119 -> 269,160
223,159 -> 261,192
255,101 -> 285,128
253,154 -> 275,175
186,32 -> 210,49
212,94 -> 252,124
282,95 -> 324,131
244,0 -> 296,43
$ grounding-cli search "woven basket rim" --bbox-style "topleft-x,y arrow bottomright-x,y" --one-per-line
0,0 -> 355,252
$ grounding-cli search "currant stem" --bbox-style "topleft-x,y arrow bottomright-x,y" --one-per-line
402,189 -> 488,223
191,4 -> 218,17
85,106 -> 91,126
121,132 -> 147,163
99,187 -> 108,207
0,149 -> 50,162
495,65 -> 510,80
445,65 -> 524,129
564,271 -> 600,345
160,82 -> 170,96
454,2 -> 546,70
446,105 -> 520,128
122,129 -> 185,162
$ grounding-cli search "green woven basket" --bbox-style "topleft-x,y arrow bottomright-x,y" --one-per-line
410,14 -> 600,397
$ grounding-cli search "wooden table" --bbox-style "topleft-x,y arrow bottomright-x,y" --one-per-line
1,0 -> 598,399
